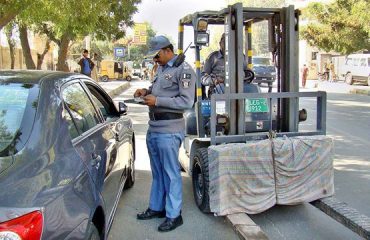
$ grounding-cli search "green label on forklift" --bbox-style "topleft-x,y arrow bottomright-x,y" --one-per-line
245,98 -> 269,113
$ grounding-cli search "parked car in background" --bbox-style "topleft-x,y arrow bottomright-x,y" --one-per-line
339,54 -> 370,86
0,71 -> 135,240
252,56 -> 276,89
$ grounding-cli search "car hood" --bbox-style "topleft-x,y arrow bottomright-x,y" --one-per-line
0,156 -> 14,176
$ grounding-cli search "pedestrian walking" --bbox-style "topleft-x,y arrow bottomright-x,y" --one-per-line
91,53 -> 99,81
301,64 -> 309,88
78,49 -> 95,77
324,61 -> 330,81
329,61 -> 335,82
134,35 -> 196,232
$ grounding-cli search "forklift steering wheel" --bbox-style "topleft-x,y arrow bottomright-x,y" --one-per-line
244,69 -> 255,83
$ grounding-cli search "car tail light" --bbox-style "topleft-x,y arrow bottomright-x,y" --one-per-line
0,211 -> 43,240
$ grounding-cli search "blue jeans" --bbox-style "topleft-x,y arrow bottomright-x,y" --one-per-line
146,131 -> 184,218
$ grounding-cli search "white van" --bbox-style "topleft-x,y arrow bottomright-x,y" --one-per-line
340,54 -> 370,86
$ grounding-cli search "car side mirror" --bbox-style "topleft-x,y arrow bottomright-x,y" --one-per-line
118,102 -> 128,115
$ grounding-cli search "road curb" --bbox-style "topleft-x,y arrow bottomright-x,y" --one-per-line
349,89 -> 370,96
226,213 -> 269,240
106,82 -> 131,97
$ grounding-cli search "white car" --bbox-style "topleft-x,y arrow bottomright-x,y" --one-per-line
340,54 -> 370,86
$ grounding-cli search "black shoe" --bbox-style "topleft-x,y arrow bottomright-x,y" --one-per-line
158,215 -> 183,232
137,208 -> 166,220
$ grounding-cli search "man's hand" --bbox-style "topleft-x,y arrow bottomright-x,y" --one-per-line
214,76 -> 225,85
143,94 -> 157,106
134,88 -> 147,97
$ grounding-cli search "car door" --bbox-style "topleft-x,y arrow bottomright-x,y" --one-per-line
61,81 -> 114,206
81,80 -> 133,224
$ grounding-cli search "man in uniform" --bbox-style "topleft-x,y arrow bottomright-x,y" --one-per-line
201,33 -> 226,96
202,33 -> 254,97
134,35 -> 195,232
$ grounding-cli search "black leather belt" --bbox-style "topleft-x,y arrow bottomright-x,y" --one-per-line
149,112 -> 183,121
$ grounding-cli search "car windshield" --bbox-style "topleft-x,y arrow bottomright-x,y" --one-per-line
0,84 -> 32,156
252,57 -> 271,66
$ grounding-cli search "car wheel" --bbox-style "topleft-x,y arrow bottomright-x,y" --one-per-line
192,148 -> 211,213
101,75 -> 109,82
126,76 -> 132,81
124,146 -> 135,189
87,223 -> 100,240
345,72 -> 353,85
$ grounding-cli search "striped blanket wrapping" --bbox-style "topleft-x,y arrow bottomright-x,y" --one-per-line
208,140 -> 276,215
208,136 -> 334,216
273,136 -> 334,205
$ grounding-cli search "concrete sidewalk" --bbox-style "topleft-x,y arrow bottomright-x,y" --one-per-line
303,80 -> 370,96
98,81 -> 131,97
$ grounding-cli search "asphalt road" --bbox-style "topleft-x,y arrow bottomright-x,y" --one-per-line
108,79 -> 368,240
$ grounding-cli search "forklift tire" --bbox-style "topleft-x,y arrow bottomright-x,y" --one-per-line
192,148 -> 211,213
126,76 -> 132,81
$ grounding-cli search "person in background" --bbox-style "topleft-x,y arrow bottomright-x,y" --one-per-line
78,49 -> 95,77
301,64 -> 309,88
329,61 -> 335,82
91,53 -> 99,81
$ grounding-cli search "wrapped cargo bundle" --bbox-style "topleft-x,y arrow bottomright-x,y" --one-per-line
208,140 -> 276,215
273,135 -> 334,204
207,135 -> 334,216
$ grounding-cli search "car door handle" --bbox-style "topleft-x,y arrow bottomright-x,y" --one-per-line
91,153 -> 102,169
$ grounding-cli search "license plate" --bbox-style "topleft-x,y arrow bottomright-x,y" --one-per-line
245,98 -> 269,113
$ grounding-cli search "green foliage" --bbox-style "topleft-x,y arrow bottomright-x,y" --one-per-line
11,0 -> 140,70
0,0 -> 34,29
300,0 -> 370,55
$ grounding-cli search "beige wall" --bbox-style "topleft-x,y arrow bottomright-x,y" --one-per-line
0,45 -> 54,70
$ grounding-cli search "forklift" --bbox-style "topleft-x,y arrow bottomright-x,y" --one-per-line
177,3 -> 370,239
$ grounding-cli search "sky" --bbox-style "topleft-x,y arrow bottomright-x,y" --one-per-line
132,0 -> 226,42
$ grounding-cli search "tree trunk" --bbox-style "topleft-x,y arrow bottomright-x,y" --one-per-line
37,40 -> 51,70
5,27 -> 15,69
56,33 -> 70,72
0,11 -> 18,31
19,25 -> 36,69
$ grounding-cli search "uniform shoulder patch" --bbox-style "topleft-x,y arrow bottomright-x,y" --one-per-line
182,73 -> 192,79
181,72 -> 192,88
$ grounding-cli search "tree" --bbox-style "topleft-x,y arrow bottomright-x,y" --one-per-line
0,0 -> 34,30
300,0 -> 370,55
4,22 -> 16,69
16,0 -> 140,71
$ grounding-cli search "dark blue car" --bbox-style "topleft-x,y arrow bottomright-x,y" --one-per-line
0,71 -> 135,239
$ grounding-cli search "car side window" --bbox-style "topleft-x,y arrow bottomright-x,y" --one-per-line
63,108 -> 80,139
62,82 -> 100,134
86,84 -> 117,120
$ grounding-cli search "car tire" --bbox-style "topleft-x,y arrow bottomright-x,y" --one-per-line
101,75 -> 109,82
345,72 -> 353,85
126,76 -> 132,82
192,148 -> 211,213
124,146 -> 135,189
87,223 -> 100,240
